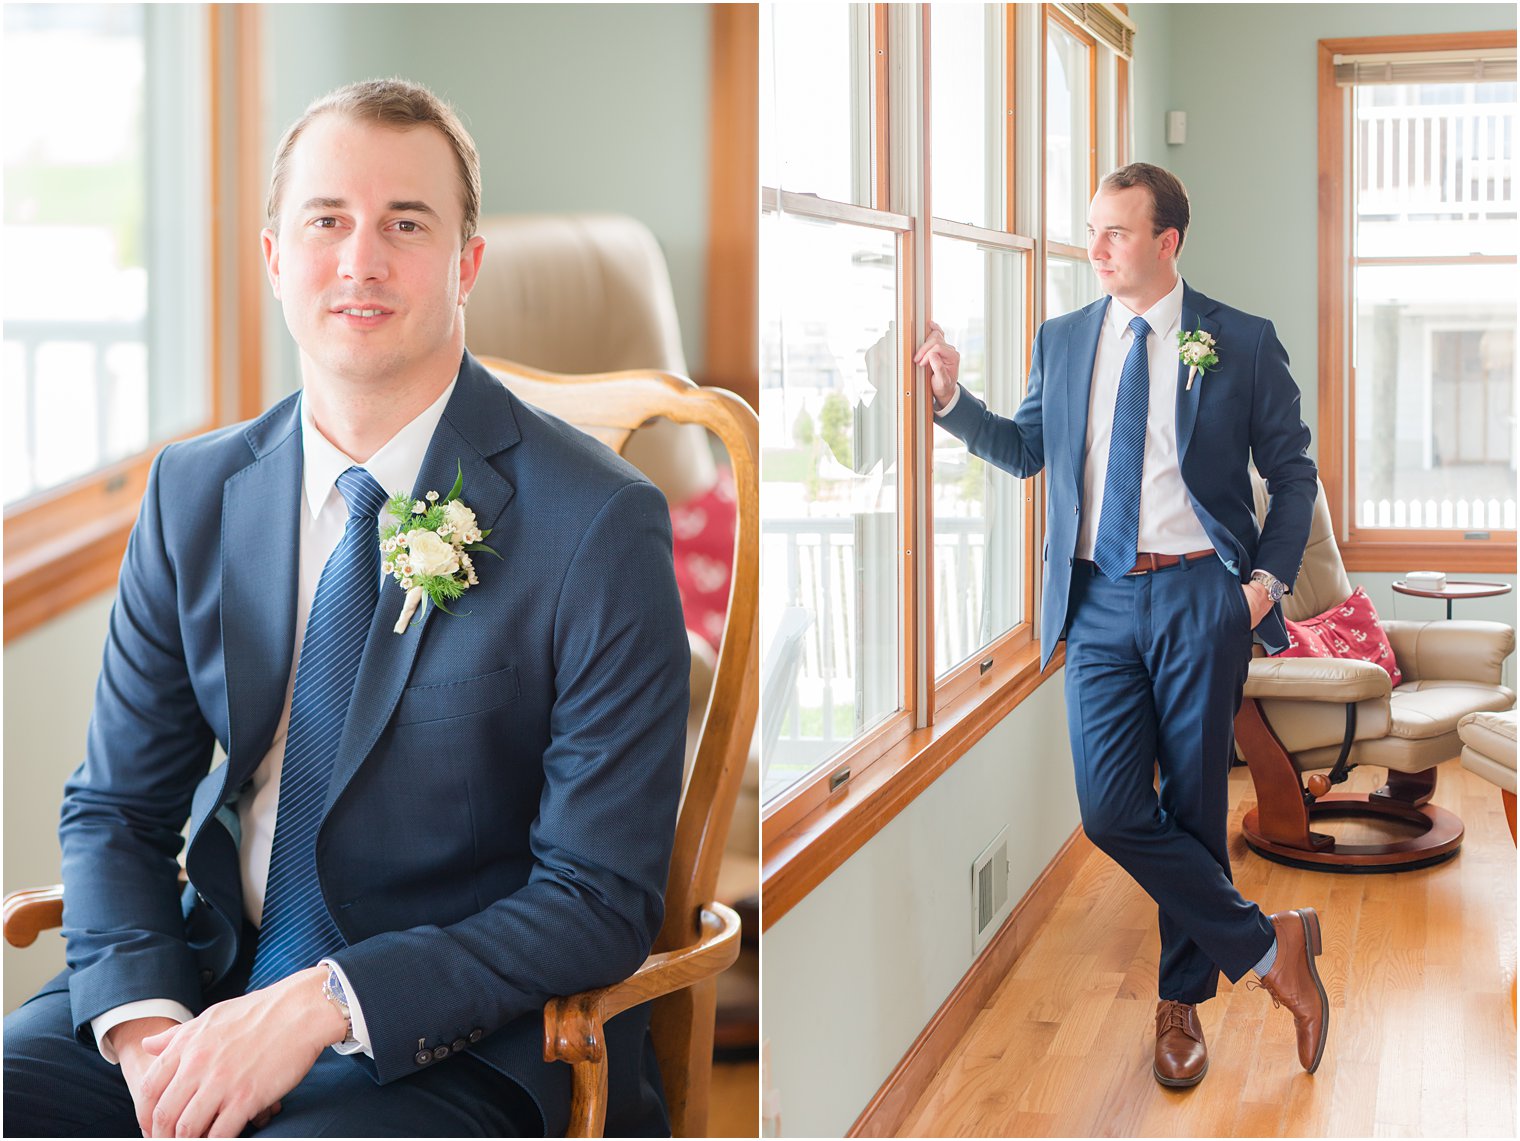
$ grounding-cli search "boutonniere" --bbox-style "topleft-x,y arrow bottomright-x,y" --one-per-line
1177,326 -> 1219,391
378,462 -> 500,634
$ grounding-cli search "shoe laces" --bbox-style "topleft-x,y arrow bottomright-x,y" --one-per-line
1158,1001 -> 1195,1035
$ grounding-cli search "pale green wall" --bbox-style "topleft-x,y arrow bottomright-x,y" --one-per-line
3,594 -> 116,1012
260,3 -> 712,400
763,679 -> 1079,1138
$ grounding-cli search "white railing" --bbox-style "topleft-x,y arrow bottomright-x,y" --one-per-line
4,317 -> 148,505
1358,496 -> 1518,529
761,516 -> 1001,795
1358,101 -> 1515,220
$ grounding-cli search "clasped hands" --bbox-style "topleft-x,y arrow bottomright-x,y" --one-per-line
107,966 -> 346,1137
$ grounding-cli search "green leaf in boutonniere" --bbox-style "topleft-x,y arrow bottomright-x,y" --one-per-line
377,461 -> 497,633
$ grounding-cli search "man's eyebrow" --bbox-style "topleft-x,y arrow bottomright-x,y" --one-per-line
296,197 -> 440,218
388,200 -> 440,218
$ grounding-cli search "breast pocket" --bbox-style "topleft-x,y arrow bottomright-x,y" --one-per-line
393,666 -> 520,725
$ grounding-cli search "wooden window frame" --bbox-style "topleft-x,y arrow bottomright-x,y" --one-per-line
1317,30 -> 1518,575
3,4 -> 265,643
763,3 -> 1127,928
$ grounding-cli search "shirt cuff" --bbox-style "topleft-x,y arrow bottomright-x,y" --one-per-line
92,1000 -> 194,1064
319,958 -> 374,1058
933,385 -> 962,418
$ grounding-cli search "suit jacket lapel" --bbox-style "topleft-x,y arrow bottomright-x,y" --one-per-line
324,354 -> 520,815
1175,282 -> 1220,459
1066,296 -> 1111,497
221,398 -> 303,790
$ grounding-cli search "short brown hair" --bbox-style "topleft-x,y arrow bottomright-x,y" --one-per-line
266,78 -> 481,245
1100,163 -> 1189,255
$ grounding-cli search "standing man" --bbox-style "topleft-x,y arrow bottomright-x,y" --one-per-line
916,163 -> 1328,1087
5,79 -> 689,1136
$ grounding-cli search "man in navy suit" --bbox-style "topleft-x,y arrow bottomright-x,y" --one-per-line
4,80 -> 688,1136
916,163 -> 1330,1087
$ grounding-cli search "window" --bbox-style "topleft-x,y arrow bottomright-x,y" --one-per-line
2,4 -> 263,641
761,3 -> 1132,915
4,4 -> 210,505
1318,32 -> 1517,572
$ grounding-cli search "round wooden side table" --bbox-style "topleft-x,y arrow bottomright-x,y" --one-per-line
1391,580 -> 1513,621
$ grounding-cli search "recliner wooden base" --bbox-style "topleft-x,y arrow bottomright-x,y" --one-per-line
1236,697 -> 1465,873
1242,794 -> 1464,873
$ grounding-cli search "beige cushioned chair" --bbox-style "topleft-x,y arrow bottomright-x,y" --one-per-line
1234,476 -> 1515,871
1459,710 -> 1517,842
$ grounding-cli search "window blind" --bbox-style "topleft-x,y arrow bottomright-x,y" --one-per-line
1054,2 -> 1134,60
1334,48 -> 1516,87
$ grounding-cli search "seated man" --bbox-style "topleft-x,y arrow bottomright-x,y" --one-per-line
4,78 -> 689,1138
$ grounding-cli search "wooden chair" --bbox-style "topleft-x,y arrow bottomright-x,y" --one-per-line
4,359 -> 760,1140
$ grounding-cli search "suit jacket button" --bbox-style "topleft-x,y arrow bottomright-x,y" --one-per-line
200,969 -> 213,985
1068,557 -> 1073,566
468,1028 -> 484,1043
432,1045 -> 450,1061
415,1051 -> 432,1066
452,1038 -> 468,1053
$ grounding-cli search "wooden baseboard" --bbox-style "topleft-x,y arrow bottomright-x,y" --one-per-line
847,826 -> 1096,1138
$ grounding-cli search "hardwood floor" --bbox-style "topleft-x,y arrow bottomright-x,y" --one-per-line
895,759 -> 1517,1137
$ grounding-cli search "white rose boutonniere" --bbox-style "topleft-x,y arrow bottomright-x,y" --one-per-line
1176,326 -> 1219,391
378,461 -> 500,633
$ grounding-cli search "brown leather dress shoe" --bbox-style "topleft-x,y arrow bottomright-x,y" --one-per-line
1153,999 -> 1208,1087
1253,907 -> 1330,1072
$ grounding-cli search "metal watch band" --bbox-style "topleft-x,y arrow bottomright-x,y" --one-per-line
1250,569 -> 1286,603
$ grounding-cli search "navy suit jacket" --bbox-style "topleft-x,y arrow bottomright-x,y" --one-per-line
938,282 -> 1317,670
51,352 -> 690,1134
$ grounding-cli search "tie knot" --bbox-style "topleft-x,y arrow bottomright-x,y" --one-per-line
1129,316 -> 1151,340
335,466 -> 388,522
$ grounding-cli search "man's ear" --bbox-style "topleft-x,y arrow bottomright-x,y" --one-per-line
457,234 -> 486,306
1159,227 -> 1181,262
261,228 -> 282,299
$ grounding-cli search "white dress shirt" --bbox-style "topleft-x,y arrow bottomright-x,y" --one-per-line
936,275 -> 1212,559
1074,275 -> 1212,559
92,376 -> 458,1063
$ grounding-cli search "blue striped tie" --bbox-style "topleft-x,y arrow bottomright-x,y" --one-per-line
1093,316 -> 1152,582
248,466 -> 388,990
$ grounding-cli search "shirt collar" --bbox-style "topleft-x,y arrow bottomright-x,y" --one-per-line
1107,274 -> 1185,341
299,374 -> 459,519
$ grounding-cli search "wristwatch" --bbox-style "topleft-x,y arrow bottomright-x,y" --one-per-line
322,965 -> 358,1046
1250,569 -> 1287,604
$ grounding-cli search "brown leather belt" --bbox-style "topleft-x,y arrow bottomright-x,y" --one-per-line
1077,549 -> 1217,576
1125,549 -> 1217,575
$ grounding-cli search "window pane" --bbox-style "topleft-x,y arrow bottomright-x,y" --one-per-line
1045,20 -> 1091,246
1046,255 -> 1099,318
1353,262 -> 1517,530
1355,80 -> 1516,257
3,3 -> 207,507
760,210 -> 901,802
931,4 -> 997,229
932,236 -> 1025,676
762,2 -> 872,206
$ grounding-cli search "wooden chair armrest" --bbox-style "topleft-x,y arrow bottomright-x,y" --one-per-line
4,884 -> 64,948
543,902 -> 741,1065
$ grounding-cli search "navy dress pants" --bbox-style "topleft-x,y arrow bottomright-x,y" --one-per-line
1063,554 -> 1276,1004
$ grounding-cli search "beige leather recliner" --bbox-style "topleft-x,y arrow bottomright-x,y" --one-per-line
1235,476 -> 1515,871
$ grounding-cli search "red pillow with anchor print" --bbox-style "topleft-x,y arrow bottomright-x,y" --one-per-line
1276,585 -> 1402,686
